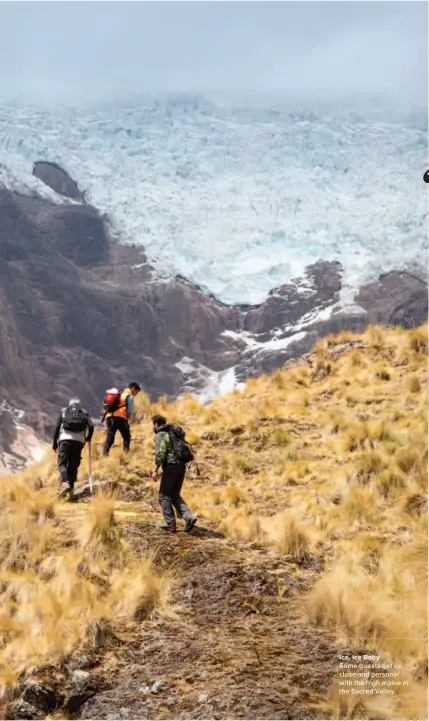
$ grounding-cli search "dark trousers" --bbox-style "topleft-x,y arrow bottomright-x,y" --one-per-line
58,440 -> 83,489
103,416 -> 131,455
158,463 -> 193,528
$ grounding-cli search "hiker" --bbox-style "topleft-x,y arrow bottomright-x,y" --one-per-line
102,382 -> 141,456
151,414 -> 198,533
53,397 -> 94,496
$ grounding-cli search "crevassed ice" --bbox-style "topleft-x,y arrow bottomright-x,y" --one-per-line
0,96 -> 426,305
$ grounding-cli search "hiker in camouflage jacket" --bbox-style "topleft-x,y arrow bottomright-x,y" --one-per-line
151,414 -> 197,533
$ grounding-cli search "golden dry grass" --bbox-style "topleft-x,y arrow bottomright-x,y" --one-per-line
0,324 -> 427,718
0,480 -> 175,689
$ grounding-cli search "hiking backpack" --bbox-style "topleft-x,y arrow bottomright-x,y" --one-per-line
169,426 -> 195,464
62,403 -> 88,433
102,388 -> 122,415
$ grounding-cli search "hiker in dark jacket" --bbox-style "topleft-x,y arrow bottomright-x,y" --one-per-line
53,397 -> 94,496
151,414 -> 197,533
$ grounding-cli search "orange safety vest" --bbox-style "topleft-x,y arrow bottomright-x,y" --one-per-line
106,388 -> 131,420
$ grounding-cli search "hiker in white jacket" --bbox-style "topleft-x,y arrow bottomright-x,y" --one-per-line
52,398 -> 94,495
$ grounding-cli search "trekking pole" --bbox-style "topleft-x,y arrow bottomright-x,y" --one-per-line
189,443 -> 200,477
88,442 -> 93,495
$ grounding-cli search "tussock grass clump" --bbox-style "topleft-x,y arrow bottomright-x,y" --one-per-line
347,349 -> 366,367
306,563 -> 387,643
219,509 -> 263,542
108,554 -> 175,622
375,468 -> 406,498
287,366 -> 310,388
84,617 -> 119,650
269,368 -> 287,389
221,486 -> 250,508
353,449 -> 388,483
324,408 -> 349,435
408,325 -> 428,355
375,368 -> 391,382
395,446 -> 426,475
76,491 -> 126,564
409,374 -> 422,393
272,428 -> 292,447
268,511 -> 312,561
341,487 -> 379,523
365,325 -> 385,350
404,493 -> 428,517
230,454 -> 259,475
341,419 -> 395,454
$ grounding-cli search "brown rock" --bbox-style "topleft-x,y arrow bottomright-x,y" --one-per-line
65,674 -> 107,714
355,271 -> 428,328
9,700 -> 44,720
230,426 -> 245,436
33,161 -> 86,202
21,681 -> 58,714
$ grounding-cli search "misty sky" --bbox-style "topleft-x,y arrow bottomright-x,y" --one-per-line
0,1 -> 427,106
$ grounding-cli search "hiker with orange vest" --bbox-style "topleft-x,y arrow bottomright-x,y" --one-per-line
102,382 -> 141,456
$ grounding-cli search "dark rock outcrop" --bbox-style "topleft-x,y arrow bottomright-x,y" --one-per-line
33,161 -> 86,202
0,188 -> 109,268
80,679 -> 158,720
243,260 -> 342,336
9,700 -> 44,720
21,681 -> 58,714
65,674 -> 107,714
356,271 -> 428,328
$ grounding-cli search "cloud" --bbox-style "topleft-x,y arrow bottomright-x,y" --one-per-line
0,1 -> 426,105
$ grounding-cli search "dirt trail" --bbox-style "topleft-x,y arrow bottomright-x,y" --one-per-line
53,502 -> 338,720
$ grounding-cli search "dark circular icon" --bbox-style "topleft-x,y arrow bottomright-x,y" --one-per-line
424,170 -> 429,183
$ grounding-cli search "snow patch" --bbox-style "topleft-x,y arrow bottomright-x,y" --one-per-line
279,304 -> 336,335
336,303 -> 368,317
226,301 -> 368,354
175,357 -> 246,404
0,398 -> 25,425
222,329 -> 307,353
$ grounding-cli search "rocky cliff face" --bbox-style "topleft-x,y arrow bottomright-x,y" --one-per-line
0,399 -> 47,476
0,164 -> 426,467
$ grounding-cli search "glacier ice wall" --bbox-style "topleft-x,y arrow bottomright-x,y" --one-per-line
0,96 -> 426,305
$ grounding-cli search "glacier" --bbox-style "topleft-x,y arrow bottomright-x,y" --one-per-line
0,94 -> 427,306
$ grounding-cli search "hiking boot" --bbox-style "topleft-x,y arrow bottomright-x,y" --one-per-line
57,484 -> 71,500
159,524 -> 176,533
184,517 -> 198,533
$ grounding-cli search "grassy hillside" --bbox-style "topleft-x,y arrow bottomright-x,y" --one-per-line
0,324 -> 427,720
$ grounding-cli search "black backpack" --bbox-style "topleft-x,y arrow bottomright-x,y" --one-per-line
62,403 -> 88,433
169,426 -> 194,464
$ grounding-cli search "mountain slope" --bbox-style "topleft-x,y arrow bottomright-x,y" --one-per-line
0,325 -> 426,720
0,171 -> 426,469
